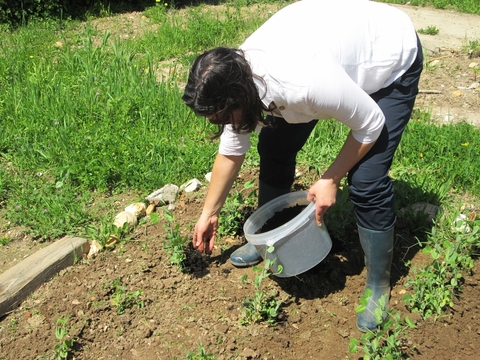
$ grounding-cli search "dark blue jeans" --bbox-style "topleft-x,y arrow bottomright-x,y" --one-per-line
258,37 -> 423,231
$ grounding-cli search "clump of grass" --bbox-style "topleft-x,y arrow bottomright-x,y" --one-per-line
466,39 -> 480,58
417,25 -> 440,35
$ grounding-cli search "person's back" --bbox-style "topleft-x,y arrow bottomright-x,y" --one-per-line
240,0 -> 418,93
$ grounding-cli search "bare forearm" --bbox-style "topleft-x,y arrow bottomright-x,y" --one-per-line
202,153 -> 245,217
307,131 -> 376,225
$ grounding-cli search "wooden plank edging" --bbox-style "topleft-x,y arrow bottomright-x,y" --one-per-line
0,236 -> 89,317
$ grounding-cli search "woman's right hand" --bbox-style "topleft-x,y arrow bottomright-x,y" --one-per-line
192,152 -> 246,255
193,212 -> 219,254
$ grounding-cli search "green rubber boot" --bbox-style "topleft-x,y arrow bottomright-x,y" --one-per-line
229,181 -> 290,267
356,225 -> 394,332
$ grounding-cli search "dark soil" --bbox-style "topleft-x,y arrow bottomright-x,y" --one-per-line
256,205 -> 307,234
0,169 -> 479,360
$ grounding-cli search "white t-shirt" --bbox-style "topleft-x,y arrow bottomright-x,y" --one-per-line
219,0 -> 418,156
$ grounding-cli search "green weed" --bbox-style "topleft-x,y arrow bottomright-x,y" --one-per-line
84,216 -> 132,248
0,235 -> 12,246
465,39 -> 480,58
162,209 -> 186,263
185,343 -> 216,360
217,179 -> 257,237
403,218 -> 479,319
53,317 -> 75,360
349,291 -> 415,360
109,278 -> 145,314
163,209 -> 192,271
240,246 -> 283,326
417,25 -> 439,35
8,318 -> 18,335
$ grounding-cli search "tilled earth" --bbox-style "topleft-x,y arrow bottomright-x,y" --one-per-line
1,172 -> 479,360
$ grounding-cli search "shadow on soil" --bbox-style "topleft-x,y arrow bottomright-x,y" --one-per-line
260,180 -> 440,302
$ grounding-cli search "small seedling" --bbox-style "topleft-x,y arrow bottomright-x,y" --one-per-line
9,318 -> 18,338
109,278 -> 144,314
163,209 -> 190,270
217,180 -> 257,237
469,61 -> 479,81
186,343 -> 215,360
240,246 -> 283,326
53,317 -> 75,360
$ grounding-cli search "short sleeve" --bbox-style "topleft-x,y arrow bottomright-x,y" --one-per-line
218,125 -> 253,156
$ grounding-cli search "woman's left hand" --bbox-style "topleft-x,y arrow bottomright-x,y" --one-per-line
307,178 -> 338,226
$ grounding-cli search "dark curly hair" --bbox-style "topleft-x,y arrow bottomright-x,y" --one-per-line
182,47 -> 269,139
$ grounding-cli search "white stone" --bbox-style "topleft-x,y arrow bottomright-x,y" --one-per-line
125,202 -> 146,217
145,184 -> 179,205
113,211 -> 138,228
181,178 -> 202,193
205,172 -> 212,182
87,240 -> 102,259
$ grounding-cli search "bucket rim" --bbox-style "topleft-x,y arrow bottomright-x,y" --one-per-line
243,191 -> 315,246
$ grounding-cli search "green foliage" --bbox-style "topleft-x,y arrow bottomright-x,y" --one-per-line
395,116 -> 480,195
217,179 -> 257,237
350,291 -> 415,360
109,278 -> 145,314
4,173 -> 94,241
186,343 -> 216,360
374,0 -> 480,15
53,317 -> 75,360
241,246 -> 283,326
0,0 -> 63,28
0,1 -> 157,27
465,39 -> 480,58
84,215 -> 132,248
403,219 -> 479,319
417,25 -> 439,35
163,209 -> 190,270
0,235 -> 12,246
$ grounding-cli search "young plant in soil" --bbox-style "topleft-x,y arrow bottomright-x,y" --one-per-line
217,179 -> 257,237
52,317 -> 75,360
163,209 -> 190,270
240,246 -> 283,326
349,291 -> 415,360
109,278 -> 145,314
185,342 -> 216,360
403,220 -> 479,319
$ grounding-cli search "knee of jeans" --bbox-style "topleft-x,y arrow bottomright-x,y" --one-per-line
349,177 -> 393,206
